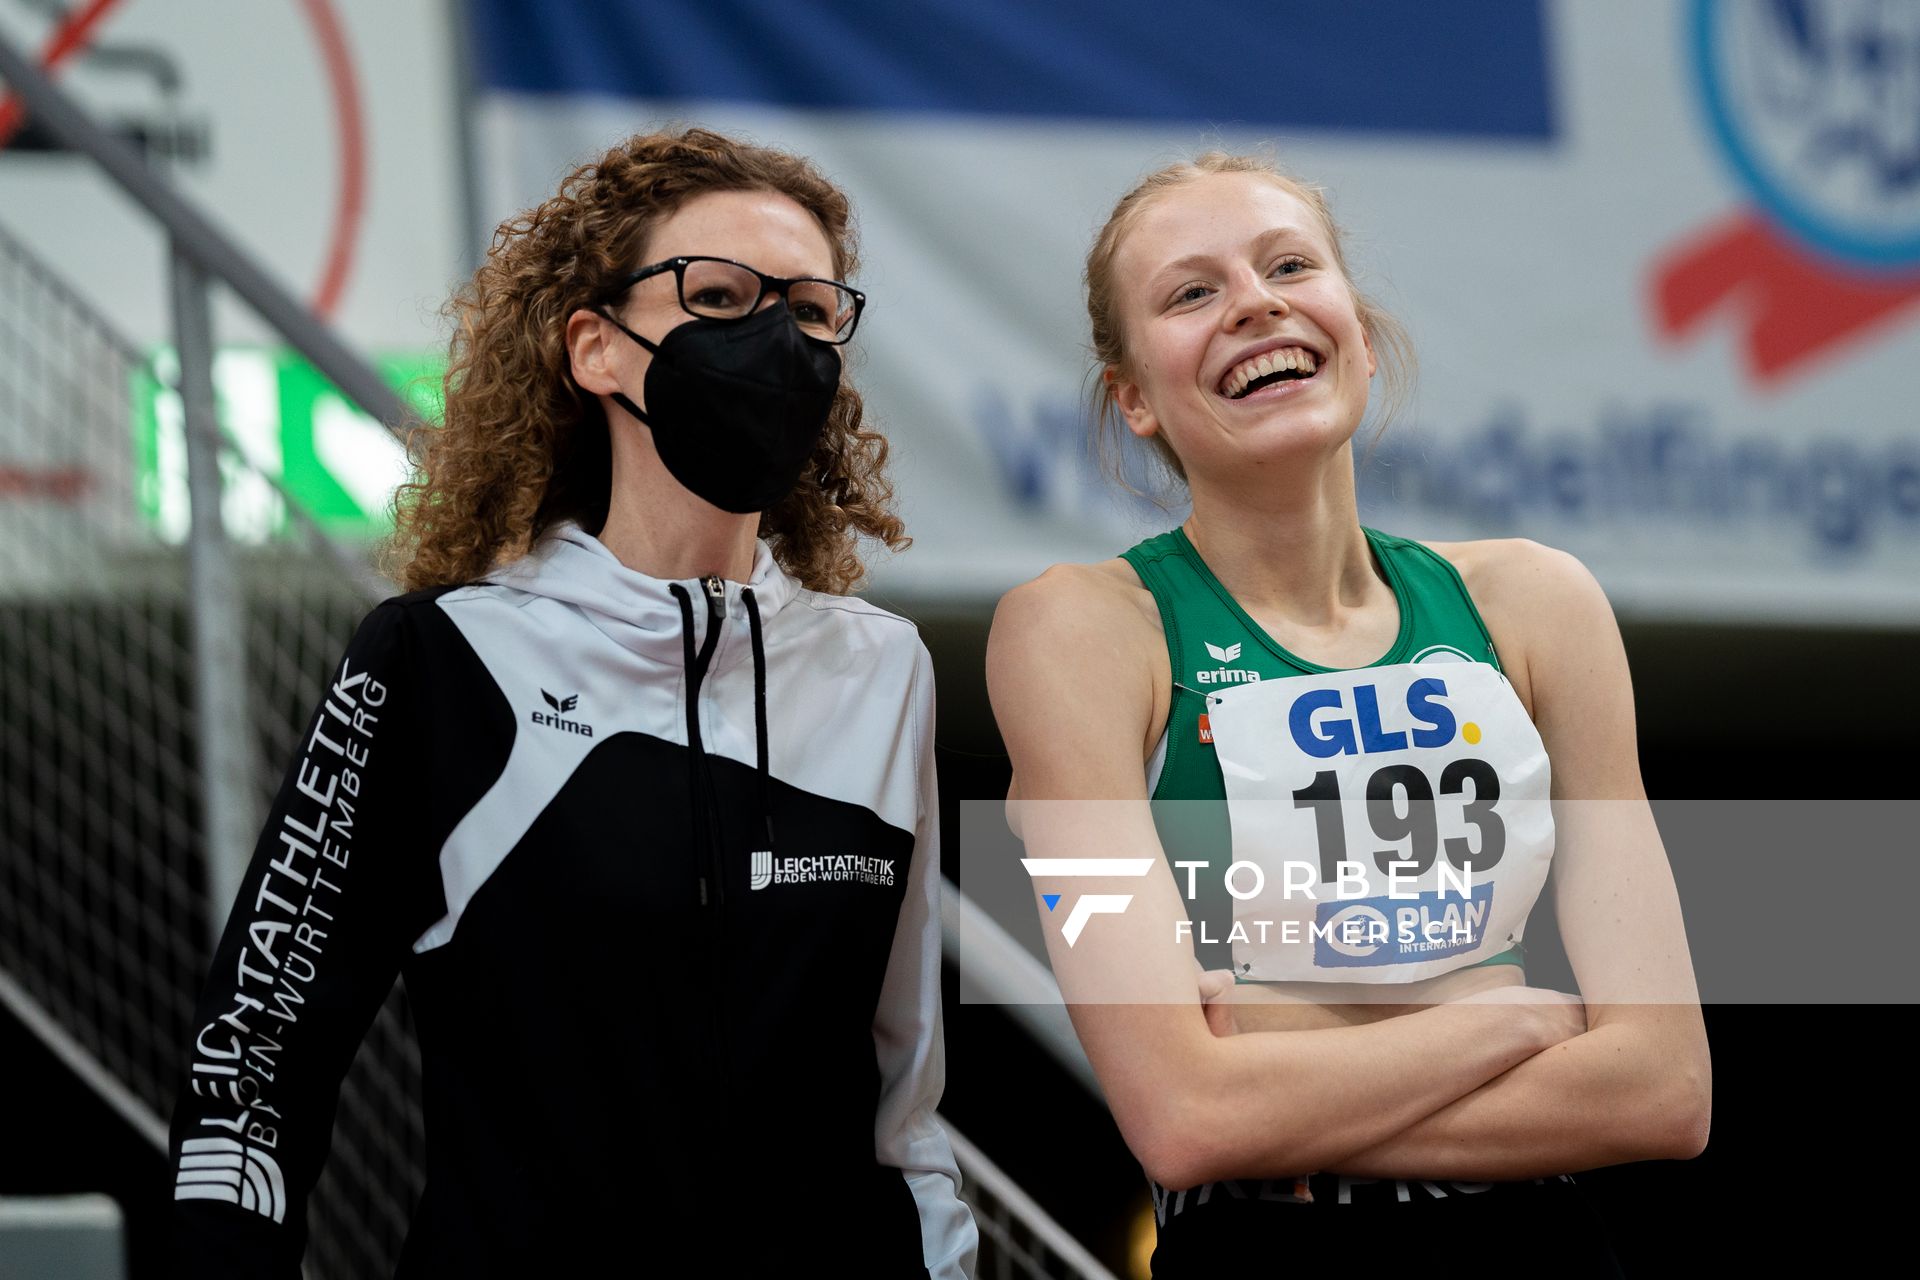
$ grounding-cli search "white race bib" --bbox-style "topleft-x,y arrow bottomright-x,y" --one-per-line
1201,660 -> 1553,982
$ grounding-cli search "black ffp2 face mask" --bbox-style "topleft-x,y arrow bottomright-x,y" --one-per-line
600,299 -> 842,515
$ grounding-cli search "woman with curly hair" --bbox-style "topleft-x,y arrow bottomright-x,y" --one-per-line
167,127 -> 979,1278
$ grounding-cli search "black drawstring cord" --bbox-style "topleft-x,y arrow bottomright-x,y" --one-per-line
742,587 -> 774,853
670,582 -> 725,907
669,584 -> 704,906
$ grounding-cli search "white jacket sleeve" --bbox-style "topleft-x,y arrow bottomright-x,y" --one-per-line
872,639 -> 979,1280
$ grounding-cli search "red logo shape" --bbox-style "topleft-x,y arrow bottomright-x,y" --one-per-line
1652,217 -> 1920,386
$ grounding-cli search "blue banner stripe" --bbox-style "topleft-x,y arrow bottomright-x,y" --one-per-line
469,0 -> 1556,139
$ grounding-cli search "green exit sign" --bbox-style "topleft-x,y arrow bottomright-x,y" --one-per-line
133,347 -> 444,543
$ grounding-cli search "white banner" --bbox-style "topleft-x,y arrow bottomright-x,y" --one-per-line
492,1 -> 1916,621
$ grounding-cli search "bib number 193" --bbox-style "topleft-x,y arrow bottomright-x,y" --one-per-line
1290,758 -> 1504,881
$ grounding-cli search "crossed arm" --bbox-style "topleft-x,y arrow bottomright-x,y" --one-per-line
1305,545 -> 1712,1174
1304,805 -> 1710,1180
987,546 -> 1710,1190
1307,545 -> 1712,1177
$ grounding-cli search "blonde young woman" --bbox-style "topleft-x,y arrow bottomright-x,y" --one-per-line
167,128 -> 977,1278
988,154 -> 1708,1277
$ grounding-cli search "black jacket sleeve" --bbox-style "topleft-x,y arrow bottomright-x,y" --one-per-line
167,598 -> 430,1277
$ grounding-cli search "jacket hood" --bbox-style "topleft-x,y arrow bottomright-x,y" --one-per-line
484,519 -> 798,664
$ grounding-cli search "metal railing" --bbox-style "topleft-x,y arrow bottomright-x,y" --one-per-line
0,29 -> 1114,1280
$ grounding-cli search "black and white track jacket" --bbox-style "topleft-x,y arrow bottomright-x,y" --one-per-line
168,521 -> 978,1278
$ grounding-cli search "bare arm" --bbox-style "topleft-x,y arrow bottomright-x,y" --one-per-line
987,565 -> 1585,1190
1318,541 -> 1713,1178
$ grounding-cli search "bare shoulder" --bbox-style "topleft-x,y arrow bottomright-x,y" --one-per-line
988,558 -> 1168,799
989,557 -> 1162,652
1415,537 -> 1617,720
1427,539 -> 1643,798
1420,536 -> 1602,610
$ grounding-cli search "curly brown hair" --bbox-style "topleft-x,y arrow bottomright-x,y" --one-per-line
383,127 -> 907,594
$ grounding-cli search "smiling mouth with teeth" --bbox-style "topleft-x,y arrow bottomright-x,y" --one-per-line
1222,347 -> 1320,399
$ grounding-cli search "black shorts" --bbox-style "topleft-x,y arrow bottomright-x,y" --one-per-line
1148,1170 -> 1629,1279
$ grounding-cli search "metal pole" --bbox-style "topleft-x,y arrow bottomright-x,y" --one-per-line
445,0 -> 489,275
0,972 -> 168,1153
171,247 -> 256,950
942,879 -> 1105,1101
0,31 -> 419,440
943,1121 -> 1124,1280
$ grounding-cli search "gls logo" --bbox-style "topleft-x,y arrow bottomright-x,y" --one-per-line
1020,858 -> 1155,946
530,689 -> 593,737
1288,677 -> 1476,759
1198,640 -> 1259,686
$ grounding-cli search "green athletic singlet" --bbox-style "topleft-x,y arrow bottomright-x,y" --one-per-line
1120,523 -> 1528,977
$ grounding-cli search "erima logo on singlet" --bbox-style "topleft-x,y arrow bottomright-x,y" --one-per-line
530,689 -> 593,737
1289,678 -> 1459,758
1198,640 -> 1260,686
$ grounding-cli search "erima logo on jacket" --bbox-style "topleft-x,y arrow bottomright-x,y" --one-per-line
1199,640 -> 1259,686
531,689 -> 592,737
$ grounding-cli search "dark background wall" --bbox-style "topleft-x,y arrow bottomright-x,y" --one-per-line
918,610 -> 1916,1275
5,614 -> 1914,1276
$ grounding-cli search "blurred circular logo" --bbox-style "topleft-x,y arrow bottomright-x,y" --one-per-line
1321,903 -> 1390,959
1410,643 -> 1478,664
1694,0 -> 1920,267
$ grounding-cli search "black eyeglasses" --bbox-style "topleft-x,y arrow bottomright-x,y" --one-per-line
608,255 -> 866,345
